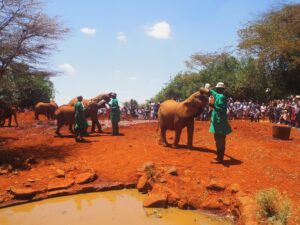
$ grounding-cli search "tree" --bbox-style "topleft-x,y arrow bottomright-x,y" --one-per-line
0,0 -> 69,78
238,3 -> 300,97
0,63 -> 54,107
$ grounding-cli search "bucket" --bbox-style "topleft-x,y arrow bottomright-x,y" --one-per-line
272,125 -> 291,140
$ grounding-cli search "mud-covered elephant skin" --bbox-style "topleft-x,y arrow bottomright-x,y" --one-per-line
0,106 -> 18,127
158,88 -> 209,149
68,93 -> 112,133
34,101 -> 58,120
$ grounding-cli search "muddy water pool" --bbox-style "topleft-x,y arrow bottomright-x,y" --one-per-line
0,189 -> 233,225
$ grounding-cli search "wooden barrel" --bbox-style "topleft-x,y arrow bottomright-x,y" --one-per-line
272,125 -> 291,140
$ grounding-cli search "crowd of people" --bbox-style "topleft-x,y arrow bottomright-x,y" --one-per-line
198,96 -> 300,128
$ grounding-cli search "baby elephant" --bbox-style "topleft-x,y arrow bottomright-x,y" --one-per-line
158,88 -> 209,149
0,106 -> 18,127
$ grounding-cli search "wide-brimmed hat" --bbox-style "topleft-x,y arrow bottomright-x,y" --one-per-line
111,92 -> 117,97
216,82 -> 225,89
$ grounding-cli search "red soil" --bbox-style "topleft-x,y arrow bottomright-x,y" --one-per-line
0,112 -> 300,224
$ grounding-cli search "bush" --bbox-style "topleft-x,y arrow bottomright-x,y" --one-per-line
256,188 -> 291,225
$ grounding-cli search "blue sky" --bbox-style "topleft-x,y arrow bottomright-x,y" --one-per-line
44,0 -> 298,104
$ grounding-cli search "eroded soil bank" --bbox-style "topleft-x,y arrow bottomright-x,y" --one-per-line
0,112 -> 300,224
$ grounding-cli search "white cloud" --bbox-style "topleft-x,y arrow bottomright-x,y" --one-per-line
59,63 -> 76,75
128,76 -> 137,80
144,21 -> 171,39
117,32 -> 127,43
80,27 -> 96,35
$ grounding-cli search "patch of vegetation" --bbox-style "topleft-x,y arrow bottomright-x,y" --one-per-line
256,188 -> 291,225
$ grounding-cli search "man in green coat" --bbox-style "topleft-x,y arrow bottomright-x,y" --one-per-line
74,96 -> 88,142
109,93 -> 120,135
209,82 -> 232,163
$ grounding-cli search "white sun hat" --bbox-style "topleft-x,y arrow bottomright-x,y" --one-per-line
216,82 -> 225,88
204,83 -> 211,89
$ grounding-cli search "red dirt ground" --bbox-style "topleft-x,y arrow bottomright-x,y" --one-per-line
0,112 -> 300,224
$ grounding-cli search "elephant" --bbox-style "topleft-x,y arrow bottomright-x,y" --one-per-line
0,105 -> 18,127
158,88 -> 209,149
67,93 -> 113,133
34,100 -> 58,120
55,99 -> 109,136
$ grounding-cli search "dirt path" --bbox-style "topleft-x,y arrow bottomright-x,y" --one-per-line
0,112 -> 300,224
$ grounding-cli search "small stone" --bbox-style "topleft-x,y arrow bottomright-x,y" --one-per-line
25,157 -> 37,165
206,180 -> 226,191
142,161 -> 155,171
74,172 -> 96,184
12,170 -> 19,175
178,199 -> 189,209
165,166 -> 177,176
47,178 -> 74,191
24,182 -> 32,187
0,197 -> 4,203
56,169 -> 65,178
220,197 -> 231,206
27,179 -> 35,183
228,183 -> 240,194
0,164 -> 13,174
143,193 -> 167,208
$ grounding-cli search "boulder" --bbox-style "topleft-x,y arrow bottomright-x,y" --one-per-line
143,193 -> 167,208
75,172 -> 96,184
47,178 -> 74,191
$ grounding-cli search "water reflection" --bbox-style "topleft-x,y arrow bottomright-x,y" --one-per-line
0,189 -> 232,225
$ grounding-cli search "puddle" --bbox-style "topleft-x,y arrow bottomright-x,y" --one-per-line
0,189 -> 233,225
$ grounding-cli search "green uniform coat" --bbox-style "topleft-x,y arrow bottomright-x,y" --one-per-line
74,101 -> 88,130
110,98 -> 120,123
209,89 -> 232,135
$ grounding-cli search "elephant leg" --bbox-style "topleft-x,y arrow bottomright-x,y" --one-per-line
172,128 -> 182,149
55,124 -> 62,136
69,124 -> 74,133
8,116 -> 12,127
35,112 -> 39,120
14,113 -> 18,127
187,120 -> 194,149
160,128 -> 168,146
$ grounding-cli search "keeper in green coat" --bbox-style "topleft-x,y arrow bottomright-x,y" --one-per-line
109,93 -> 120,135
74,96 -> 88,142
209,82 -> 232,163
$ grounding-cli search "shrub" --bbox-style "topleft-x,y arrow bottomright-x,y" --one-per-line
256,188 -> 291,225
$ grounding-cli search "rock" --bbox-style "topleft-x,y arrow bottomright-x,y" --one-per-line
142,161 -> 155,171
206,180 -> 226,191
201,199 -> 223,210
178,199 -> 189,209
137,174 -> 150,193
165,166 -> 178,176
12,170 -> 19,175
25,157 -> 37,165
0,197 -> 4,203
228,183 -> 240,194
74,172 -> 96,184
166,189 -> 180,206
10,187 -> 40,199
23,182 -> 32,187
219,197 -> 231,206
27,178 -> 35,183
143,193 -> 167,208
0,164 -> 13,175
55,169 -> 65,178
47,178 -> 74,191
